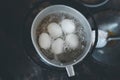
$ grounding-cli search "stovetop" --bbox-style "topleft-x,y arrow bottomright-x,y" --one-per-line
1,0 -> 120,80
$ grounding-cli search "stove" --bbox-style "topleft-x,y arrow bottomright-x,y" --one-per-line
1,0 -> 120,80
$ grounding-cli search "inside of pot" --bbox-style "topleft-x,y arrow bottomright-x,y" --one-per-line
36,12 -> 89,66
31,5 -> 92,67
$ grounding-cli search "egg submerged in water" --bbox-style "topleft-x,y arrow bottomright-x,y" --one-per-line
51,38 -> 64,55
47,22 -> 63,39
38,33 -> 51,50
39,18 -> 80,55
60,19 -> 76,34
65,34 -> 79,49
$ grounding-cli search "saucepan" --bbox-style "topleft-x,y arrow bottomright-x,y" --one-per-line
31,5 -> 93,77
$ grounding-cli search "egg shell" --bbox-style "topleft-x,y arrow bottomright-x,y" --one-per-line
65,34 -> 79,49
60,19 -> 76,34
51,38 -> 64,55
47,22 -> 63,39
39,33 -> 51,49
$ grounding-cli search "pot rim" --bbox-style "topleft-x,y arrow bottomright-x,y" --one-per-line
31,5 -> 92,68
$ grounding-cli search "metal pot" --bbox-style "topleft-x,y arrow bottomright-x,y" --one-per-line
31,5 -> 92,77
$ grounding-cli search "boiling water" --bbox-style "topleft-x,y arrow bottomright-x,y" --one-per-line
36,12 -> 86,65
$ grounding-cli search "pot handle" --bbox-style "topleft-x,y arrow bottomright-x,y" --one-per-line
66,65 -> 75,77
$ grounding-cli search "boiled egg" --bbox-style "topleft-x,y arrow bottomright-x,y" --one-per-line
47,22 -> 62,39
51,38 -> 64,55
39,33 -> 51,49
65,34 -> 79,49
60,19 -> 76,34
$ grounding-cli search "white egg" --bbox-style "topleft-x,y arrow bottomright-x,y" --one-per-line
47,22 -> 62,39
39,33 -> 51,49
92,30 -> 108,48
60,19 -> 76,34
65,34 -> 79,49
51,38 -> 64,55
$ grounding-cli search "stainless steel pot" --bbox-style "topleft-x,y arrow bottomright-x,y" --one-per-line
31,5 -> 92,77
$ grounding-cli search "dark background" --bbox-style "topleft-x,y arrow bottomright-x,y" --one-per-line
0,0 -> 120,80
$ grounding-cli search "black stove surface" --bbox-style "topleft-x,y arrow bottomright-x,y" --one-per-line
1,0 -> 120,80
